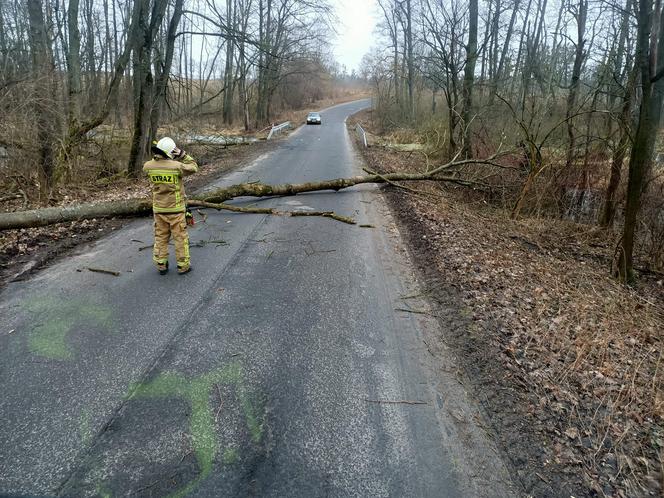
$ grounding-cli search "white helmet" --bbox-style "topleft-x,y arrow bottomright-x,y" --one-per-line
155,137 -> 177,159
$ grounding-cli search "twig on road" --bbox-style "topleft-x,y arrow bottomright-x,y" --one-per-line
87,267 -> 120,276
394,307 -> 433,315
364,399 -> 427,405
289,210 -> 356,225
192,239 -> 227,248
422,339 -> 435,356
179,449 -> 193,464
195,209 -> 208,223
133,479 -> 161,494
399,291 -> 426,300
304,241 -> 336,256
189,200 -> 356,225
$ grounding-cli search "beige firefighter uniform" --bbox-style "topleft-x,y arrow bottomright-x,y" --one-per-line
143,154 -> 198,271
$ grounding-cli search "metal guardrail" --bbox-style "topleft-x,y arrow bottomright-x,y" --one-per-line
267,121 -> 291,140
355,124 -> 368,148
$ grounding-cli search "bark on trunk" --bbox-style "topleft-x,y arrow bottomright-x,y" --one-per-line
461,0 -> 478,157
27,0 -> 57,200
564,0 -> 588,172
127,0 -> 169,176
490,0 -> 520,103
405,0 -> 414,118
618,0 -> 664,282
222,0 -> 235,124
66,0 -> 82,126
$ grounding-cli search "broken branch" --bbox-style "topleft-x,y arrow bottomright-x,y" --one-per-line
289,211 -> 355,225
188,200 -> 356,225
87,267 -> 120,276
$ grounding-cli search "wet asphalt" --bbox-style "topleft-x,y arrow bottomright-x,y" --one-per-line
0,100 -> 518,497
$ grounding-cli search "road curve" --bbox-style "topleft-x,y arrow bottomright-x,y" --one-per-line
0,100 -> 517,497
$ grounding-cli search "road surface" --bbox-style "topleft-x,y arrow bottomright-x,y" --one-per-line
0,100 -> 517,497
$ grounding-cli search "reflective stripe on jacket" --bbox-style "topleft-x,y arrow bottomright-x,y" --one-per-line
143,155 -> 198,213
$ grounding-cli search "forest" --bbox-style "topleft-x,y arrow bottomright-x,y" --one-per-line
0,0 -> 362,202
361,0 -> 664,283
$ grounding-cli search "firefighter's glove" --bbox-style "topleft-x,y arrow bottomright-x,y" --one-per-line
185,210 -> 195,226
173,147 -> 187,160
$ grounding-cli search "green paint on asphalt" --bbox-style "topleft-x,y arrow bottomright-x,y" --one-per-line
132,371 -> 188,399
95,483 -> 112,498
129,362 -> 264,497
239,386 -> 264,444
222,447 -> 239,465
29,320 -> 72,360
24,297 -> 112,359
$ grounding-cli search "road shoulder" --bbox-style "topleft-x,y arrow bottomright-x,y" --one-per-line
350,156 -> 521,496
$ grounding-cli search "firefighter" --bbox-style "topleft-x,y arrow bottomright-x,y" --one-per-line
143,137 -> 198,275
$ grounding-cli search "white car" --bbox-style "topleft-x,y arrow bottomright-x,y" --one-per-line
306,112 -> 322,125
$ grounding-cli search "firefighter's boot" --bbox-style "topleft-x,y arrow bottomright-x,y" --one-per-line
157,261 -> 169,275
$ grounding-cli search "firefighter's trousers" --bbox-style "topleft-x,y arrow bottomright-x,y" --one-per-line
152,212 -> 190,269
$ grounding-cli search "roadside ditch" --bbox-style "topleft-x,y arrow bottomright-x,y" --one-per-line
348,110 -> 664,498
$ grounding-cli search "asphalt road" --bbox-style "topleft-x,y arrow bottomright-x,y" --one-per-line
0,100 -> 517,497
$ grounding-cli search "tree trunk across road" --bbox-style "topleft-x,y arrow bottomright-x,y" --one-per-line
0,170 -> 484,231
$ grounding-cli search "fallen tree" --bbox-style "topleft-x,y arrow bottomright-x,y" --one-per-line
0,155 -> 506,231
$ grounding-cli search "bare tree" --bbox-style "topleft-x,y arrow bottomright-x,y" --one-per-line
27,0 -> 58,199
66,0 -> 82,126
563,0 -> 589,178
618,0 -> 664,281
461,0 -> 478,156
150,0 -> 185,141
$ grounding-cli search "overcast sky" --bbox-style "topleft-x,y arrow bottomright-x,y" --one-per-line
333,0 -> 378,73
